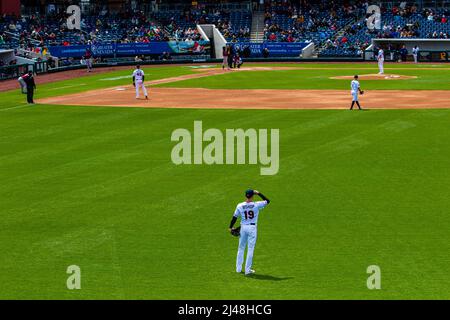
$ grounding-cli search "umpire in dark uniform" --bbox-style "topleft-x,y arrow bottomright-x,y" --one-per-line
24,71 -> 36,104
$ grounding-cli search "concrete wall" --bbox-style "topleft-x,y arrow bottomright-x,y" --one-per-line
301,43 -> 315,58
198,24 -> 227,59
212,27 -> 227,59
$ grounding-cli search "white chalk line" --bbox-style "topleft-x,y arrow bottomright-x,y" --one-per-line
0,104 -> 31,111
48,84 -> 87,90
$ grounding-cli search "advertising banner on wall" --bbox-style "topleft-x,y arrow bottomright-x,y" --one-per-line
233,42 -> 309,57
48,40 -> 210,58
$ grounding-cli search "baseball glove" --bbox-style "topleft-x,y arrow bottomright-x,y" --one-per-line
230,227 -> 241,237
360,90 -> 365,95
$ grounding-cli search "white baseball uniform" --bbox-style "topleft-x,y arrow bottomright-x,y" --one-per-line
233,200 -> 268,274
351,80 -> 360,101
377,49 -> 384,74
412,47 -> 419,63
18,76 -> 27,94
132,68 -> 148,99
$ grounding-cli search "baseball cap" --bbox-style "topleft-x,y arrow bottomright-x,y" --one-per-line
245,189 -> 254,198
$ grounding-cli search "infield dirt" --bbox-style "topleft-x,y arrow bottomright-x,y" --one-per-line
34,66 -> 450,109
38,86 -> 450,109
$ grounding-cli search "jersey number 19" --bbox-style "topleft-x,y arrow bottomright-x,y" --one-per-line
244,210 -> 254,220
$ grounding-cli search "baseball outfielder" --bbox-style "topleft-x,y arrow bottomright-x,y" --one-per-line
377,48 -> 384,74
350,75 -> 364,110
132,65 -> 148,100
229,189 -> 270,276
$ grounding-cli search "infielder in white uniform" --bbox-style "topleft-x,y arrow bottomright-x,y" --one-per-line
350,75 -> 364,110
377,48 -> 384,74
132,65 -> 148,100
229,189 -> 270,276
412,46 -> 419,64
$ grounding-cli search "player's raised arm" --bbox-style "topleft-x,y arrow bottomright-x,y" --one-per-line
254,190 -> 270,204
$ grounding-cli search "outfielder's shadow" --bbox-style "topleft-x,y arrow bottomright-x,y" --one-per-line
247,274 -> 293,281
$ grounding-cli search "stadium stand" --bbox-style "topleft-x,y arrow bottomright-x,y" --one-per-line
0,0 -> 448,61
262,0 -> 358,46
320,4 -> 450,57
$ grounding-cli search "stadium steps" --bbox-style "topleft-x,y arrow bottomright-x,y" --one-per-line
250,11 -> 265,43
4,31 -> 40,46
316,15 -> 364,56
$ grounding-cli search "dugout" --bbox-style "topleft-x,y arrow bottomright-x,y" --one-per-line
365,39 -> 450,62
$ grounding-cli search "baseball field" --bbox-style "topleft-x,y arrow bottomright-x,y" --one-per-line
1,62 -> 450,299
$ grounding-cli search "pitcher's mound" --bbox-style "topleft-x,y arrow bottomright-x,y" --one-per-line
331,74 -> 417,80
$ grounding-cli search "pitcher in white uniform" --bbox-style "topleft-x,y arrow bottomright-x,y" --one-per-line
132,65 -> 148,100
229,189 -> 270,276
377,48 -> 384,74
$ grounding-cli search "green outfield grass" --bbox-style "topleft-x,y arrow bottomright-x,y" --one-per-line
1,63 -> 450,299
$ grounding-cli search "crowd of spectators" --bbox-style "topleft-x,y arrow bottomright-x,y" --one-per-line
1,1 -> 449,60
263,0 -> 364,43
158,6 -> 251,42
0,4 -> 252,50
321,3 -> 450,57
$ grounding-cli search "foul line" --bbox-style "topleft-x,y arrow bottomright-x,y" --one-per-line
0,104 -> 31,111
48,84 -> 87,90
